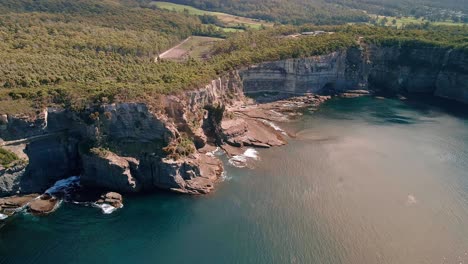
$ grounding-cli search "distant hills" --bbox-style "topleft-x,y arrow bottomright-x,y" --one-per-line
163,0 -> 467,24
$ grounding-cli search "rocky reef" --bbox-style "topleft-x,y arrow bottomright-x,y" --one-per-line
0,44 -> 466,205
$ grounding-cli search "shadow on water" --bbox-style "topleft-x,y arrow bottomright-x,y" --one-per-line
311,95 -> 468,126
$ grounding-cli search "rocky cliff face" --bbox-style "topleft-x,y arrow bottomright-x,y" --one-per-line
0,44 -> 466,197
240,45 -> 468,103
366,45 -> 468,103
240,50 -> 367,100
0,109 -> 81,195
0,73 -> 243,197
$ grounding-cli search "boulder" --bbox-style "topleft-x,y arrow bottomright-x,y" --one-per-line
97,192 -> 123,208
28,194 -> 59,215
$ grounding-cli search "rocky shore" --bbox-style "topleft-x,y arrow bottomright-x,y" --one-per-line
0,91 -> 332,221
0,43 -> 466,222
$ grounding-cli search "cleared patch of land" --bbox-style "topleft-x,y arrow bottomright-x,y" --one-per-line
158,36 -> 223,62
151,1 -> 273,31
371,15 -> 464,28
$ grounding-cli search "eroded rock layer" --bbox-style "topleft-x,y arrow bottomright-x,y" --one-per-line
0,44 -> 467,197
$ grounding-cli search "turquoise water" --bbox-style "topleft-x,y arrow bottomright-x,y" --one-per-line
1,96 -> 468,264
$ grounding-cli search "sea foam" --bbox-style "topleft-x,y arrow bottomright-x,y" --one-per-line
94,203 -> 119,214
0,213 -> 8,220
229,148 -> 259,168
206,147 -> 224,157
262,120 -> 287,135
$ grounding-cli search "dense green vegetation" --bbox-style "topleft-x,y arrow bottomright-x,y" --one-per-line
0,148 -> 19,168
369,15 -> 466,28
0,0 -> 467,115
152,1 -> 272,31
163,133 -> 196,159
162,0 -> 369,25
164,0 -> 467,24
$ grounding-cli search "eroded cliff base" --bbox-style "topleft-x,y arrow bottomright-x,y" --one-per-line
1,43 -> 467,221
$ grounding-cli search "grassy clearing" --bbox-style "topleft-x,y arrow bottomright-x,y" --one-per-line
372,15 -> 465,28
159,36 -> 223,61
0,98 -> 35,116
151,1 -> 272,30
214,25 -> 244,32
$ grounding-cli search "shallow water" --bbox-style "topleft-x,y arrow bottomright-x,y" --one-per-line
1,96 -> 468,264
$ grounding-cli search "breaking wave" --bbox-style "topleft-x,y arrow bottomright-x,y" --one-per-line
220,171 -> 232,181
206,147 -> 224,157
93,203 -> 121,214
0,213 -> 8,220
262,120 -> 287,135
228,148 -> 259,168
45,176 -> 121,215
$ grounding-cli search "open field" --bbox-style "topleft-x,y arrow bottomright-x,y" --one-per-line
158,36 -> 223,62
151,1 -> 273,30
214,25 -> 244,33
372,15 -> 465,28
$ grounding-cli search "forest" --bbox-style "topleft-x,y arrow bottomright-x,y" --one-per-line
165,0 -> 467,24
0,0 -> 467,114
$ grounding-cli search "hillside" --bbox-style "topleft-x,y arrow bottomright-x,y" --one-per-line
163,0 -> 467,24
0,0 -> 467,115
152,1 -> 273,31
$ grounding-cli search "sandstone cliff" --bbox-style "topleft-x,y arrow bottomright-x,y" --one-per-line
0,44 -> 466,197
241,45 -> 467,103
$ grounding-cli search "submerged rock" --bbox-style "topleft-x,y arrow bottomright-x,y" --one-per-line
28,194 -> 59,215
0,194 -> 39,216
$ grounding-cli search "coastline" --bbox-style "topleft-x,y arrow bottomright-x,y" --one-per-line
1,42 -> 467,221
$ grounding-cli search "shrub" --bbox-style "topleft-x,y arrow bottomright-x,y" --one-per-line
163,133 -> 196,160
0,148 -> 19,168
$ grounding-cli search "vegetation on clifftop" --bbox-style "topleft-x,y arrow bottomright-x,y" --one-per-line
163,133 -> 196,160
0,0 -> 466,114
162,0 -> 467,24
0,148 -> 19,168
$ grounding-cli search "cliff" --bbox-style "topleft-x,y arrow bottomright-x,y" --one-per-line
366,45 -> 468,103
0,72 -> 244,196
240,49 -> 367,98
0,44 -> 466,197
241,45 -> 467,103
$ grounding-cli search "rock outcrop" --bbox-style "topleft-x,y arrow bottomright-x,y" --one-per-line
241,45 -> 467,103
240,50 -> 367,100
222,118 -> 285,148
366,45 -> 468,103
81,149 -> 141,193
0,108 -> 81,197
28,194 -> 59,215
0,194 -> 39,216
96,192 -> 123,208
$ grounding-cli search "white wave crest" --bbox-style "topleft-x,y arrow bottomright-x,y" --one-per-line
243,148 -> 259,159
220,171 -> 232,181
206,147 -> 224,157
262,120 -> 287,135
229,148 -> 259,168
94,203 -> 120,214
0,213 -> 8,220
